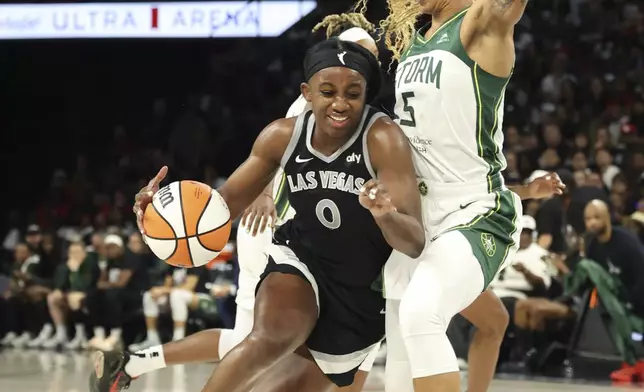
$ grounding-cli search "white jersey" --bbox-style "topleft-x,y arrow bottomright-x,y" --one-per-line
394,7 -> 510,193
383,8 -> 523,300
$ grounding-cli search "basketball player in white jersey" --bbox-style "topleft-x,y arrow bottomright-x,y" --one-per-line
92,14 -> 386,392
353,1 -> 566,392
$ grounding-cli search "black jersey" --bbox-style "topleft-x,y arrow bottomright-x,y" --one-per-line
274,106 -> 393,288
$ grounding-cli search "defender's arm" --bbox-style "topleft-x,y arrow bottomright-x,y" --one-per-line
466,0 -> 527,36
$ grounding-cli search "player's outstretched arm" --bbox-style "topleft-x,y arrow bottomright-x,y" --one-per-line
217,118 -> 294,220
361,117 -> 425,258
508,172 -> 566,200
465,0 -> 528,35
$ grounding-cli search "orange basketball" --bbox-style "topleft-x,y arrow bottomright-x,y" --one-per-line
143,180 -> 232,268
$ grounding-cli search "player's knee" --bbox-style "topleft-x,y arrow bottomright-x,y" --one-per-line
398,267 -> 446,338
399,293 -> 446,338
477,303 -> 509,339
169,288 -> 190,305
142,290 -> 153,304
47,291 -> 61,306
244,329 -> 302,359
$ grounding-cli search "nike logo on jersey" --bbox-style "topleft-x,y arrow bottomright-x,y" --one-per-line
380,308 -> 386,315
295,155 -> 313,163
459,201 -> 476,210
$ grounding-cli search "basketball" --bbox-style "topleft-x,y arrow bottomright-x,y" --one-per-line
143,180 -> 232,268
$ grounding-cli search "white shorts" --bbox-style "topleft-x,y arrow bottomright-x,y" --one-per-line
218,305 -> 255,358
384,180 -> 522,300
235,226 -> 273,310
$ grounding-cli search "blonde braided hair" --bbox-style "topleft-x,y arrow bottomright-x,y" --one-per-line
355,0 -> 422,61
311,12 -> 376,39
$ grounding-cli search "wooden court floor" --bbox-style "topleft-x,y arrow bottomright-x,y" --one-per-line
0,349 -> 641,392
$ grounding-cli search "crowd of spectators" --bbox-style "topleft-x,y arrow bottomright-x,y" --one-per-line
1,0 -> 644,383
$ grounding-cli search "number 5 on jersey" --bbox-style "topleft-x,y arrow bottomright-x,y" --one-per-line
399,92 -> 416,127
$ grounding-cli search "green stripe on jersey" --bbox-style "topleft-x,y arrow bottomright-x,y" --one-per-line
471,64 -> 510,192
274,173 -> 291,220
402,8 -> 511,192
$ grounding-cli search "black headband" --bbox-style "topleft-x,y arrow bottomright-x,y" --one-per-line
303,39 -> 381,103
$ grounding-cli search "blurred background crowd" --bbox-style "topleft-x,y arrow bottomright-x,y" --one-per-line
1,0 -> 644,385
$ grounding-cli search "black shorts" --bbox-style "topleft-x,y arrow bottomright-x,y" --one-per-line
257,243 -> 385,387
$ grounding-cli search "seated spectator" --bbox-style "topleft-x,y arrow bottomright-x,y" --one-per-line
533,169 -> 568,255
583,200 -> 644,381
492,216 -> 552,301
87,232 -> 105,256
204,258 -> 238,329
511,200 -> 644,381
24,224 -> 43,255
86,234 -> 149,351
129,266 -> 205,351
37,241 -> 100,349
595,148 -> 621,190
491,216 -> 554,366
0,243 -> 52,347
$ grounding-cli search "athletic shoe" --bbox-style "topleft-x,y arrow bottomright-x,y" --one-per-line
41,335 -> 68,349
636,361 -> 644,382
610,362 -> 638,382
88,336 -> 106,350
26,324 -> 54,348
0,332 -> 18,346
11,332 -> 32,348
64,334 -> 88,350
89,350 -> 134,392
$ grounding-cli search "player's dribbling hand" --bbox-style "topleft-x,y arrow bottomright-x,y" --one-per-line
527,172 -> 566,199
240,193 -> 277,237
359,180 -> 397,218
133,166 -> 169,235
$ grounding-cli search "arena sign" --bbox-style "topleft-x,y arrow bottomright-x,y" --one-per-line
0,1 -> 317,39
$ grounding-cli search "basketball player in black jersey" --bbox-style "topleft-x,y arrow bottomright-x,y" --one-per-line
91,39 -> 424,392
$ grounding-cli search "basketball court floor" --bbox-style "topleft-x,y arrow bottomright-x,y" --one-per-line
0,349 -> 641,392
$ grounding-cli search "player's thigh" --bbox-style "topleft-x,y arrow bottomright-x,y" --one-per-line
251,353 -> 333,392
236,227 -> 271,310
251,355 -> 369,392
236,225 -> 272,275
252,251 -> 319,345
385,299 -> 414,392
399,230 -> 485,334
234,305 -> 254,338
219,306 -> 255,358
460,289 -> 509,337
